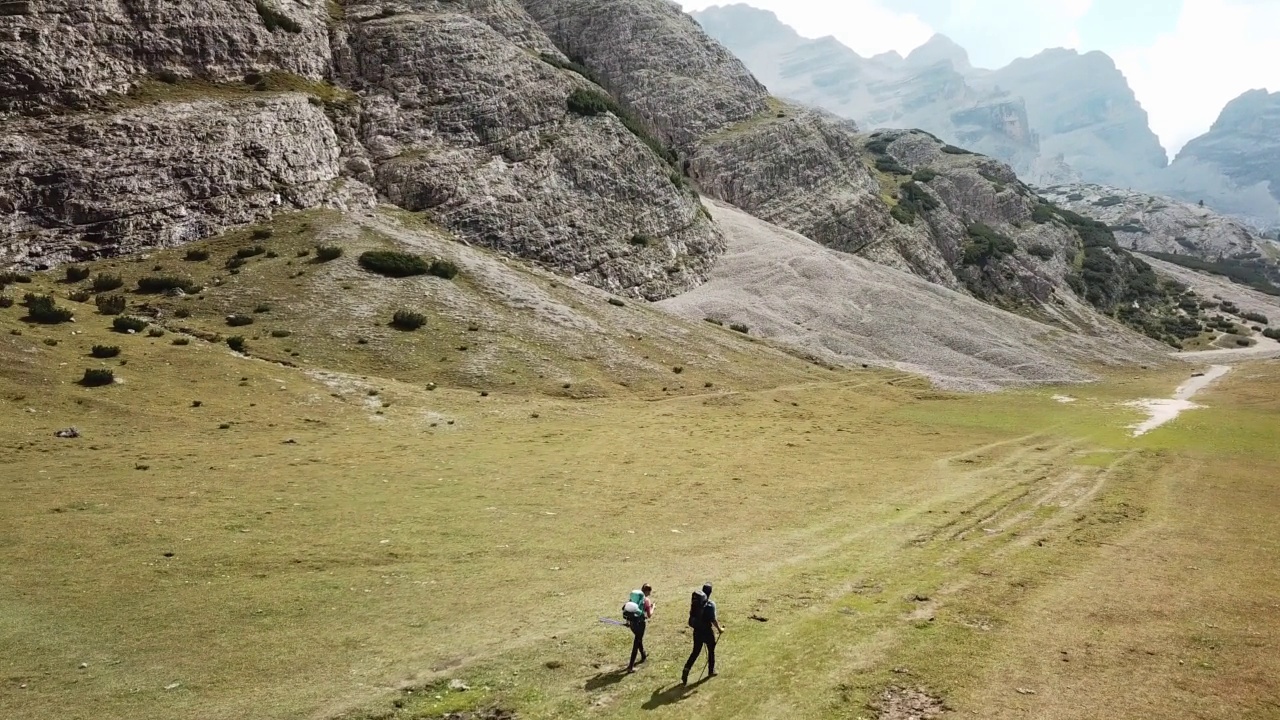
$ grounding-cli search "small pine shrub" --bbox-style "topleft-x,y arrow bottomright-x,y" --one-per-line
875,157 -> 910,175
608,297 -> 626,307
0,294 -> 12,309
184,249 -> 210,262
92,274 -> 124,292
912,168 -> 937,183
68,290 -> 91,303
95,294 -> 126,315
1264,328 -> 1280,340
265,250 -> 279,259
270,329 -> 292,338
174,307 -> 191,319
113,316 -> 149,333
172,337 -> 191,346
297,248 -> 312,258
136,275 -> 192,294
704,317 -> 723,326
941,144 -> 974,155
225,256 -> 249,270
428,258 -> 459,280
81,368 -> 115,387
227,336 -> 247,352
730,323 -> 749,334
359,250 -> 429,278
1235,337 -> 1253,347
0,271 -> 33,288
91,345 -> 121,359
251,228 -> 274,241
672,366 -> 684,374
1241,311 -> 1269,325
1028,245 -> 1055,260
315,245 -> 343,262
65,266 -> 91,283
24,294 -> 74,324
254,303 -> 272,313
226,314 -> 255,327
236,245 -> 267,259
147,328 -> 165,338
391,310 -> 427,331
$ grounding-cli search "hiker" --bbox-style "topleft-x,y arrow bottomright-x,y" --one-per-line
682,582 -> 723,684
623,589 -> 648,672
641,583 -> 655,620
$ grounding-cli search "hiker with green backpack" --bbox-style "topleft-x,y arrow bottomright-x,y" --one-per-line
622,588 -> 649,672
682,582 -> 723,685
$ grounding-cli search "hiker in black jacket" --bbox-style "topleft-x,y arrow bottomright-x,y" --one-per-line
682,582 -> 724,684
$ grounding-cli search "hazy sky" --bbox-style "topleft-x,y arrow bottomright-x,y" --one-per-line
678,0 -> 1280,156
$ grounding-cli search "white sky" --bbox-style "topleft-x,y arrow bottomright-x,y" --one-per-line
679,0 -> 1280,156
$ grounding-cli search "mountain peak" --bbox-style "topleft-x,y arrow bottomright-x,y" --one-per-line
905,33 -> 971,71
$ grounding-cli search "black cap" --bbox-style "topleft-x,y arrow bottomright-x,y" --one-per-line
702,583 -> 713,595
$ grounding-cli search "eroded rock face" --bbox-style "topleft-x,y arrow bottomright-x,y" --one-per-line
1039,184 -> 1268,260
0,94 -> 361,267
519,0 -> 770,151
0,0 -> 334,114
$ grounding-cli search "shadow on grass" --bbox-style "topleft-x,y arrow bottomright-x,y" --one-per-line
641,678 -> 708,710
584,668 -> 629,691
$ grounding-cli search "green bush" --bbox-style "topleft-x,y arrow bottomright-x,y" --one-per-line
912,168 -> 938,182
172,337 -> 191,346
1093,196 -> 1124,207
236,245 -> 267,259
65,266 -> 91,283
254,303 -> 272,313
1141,252 -> 1280,296
0,294 -> 12,309
1028,245 -> 1055,260
113,316 -> 149,333
254,0 -> 302,32
95,294 -> 126,315
81,368 -> 116,387
0,271 -> 33,289
270,329 -> 292,338
540,52 -> 599,83
136,275 -> 195,294
961,224 -> 1017,266
566,87 -> 611,117
68,290 -> 91,303
1235,337 -> 1254,347
92,273 -> 124,292
315,245 -> 344,262
174,307 -> 191,319
226,314 -> 255,327
23,294 -> 74,324
428,258 -> 459,280
704,318 -> 724,326
251,228 -> 274,240
1241,311 -> 1269,325
391,310 -> 427,331
184,249 -> 210,262
890,204 -> 916,225
1264,328 -> 1280,340
730,323 -> 749,334
359,250 -> 429,277
564,88 -> 677,166
941,144 -> 974,155
91,345 -> 121,359
1031,204 -> 1055,224
875,157 -> 910,175
607,297 -> 626,307
227,336 -> 247,352
865,138 -> 892,155
147,327 -> 165,338
225,256 -> 249,270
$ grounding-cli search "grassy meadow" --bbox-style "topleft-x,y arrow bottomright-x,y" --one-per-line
1,215 -> 1278,720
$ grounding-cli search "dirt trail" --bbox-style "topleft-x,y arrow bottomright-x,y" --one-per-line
1126,365 -> 1231,436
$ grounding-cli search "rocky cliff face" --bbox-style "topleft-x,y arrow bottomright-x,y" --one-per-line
0,0 -> 724,299
1039,183 -> 1268,260
1158,89 -> 1280,231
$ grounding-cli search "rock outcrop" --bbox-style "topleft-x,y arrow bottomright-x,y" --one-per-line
1158,89 -> 1280,231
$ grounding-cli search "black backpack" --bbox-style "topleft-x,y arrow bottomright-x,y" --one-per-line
688,590 -> 707,629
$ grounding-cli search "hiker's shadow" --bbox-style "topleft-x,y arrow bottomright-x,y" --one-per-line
584,668 -> 629,691
641,679 -> 708,710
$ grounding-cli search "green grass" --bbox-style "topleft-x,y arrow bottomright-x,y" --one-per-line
2,212 -> 1277,720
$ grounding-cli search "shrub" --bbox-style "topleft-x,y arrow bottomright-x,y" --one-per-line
68,290 -> 91,303
1235,337 -> 1253,347
359,250 -> 429,277
875,157 -> 910,175
96,294 -> 126,315
941,144 -> 974,155
0,271 -> 32,289
962,224 -> 1017,266
113,316 -> 149,333
91,345 -> 121,359
225,256 -> 249,270
0,294 -> 12,308
1093,196 -> 1124,207
65,266 -> 91,282
630,234 -> 655,247
226,314 -> 255,327
92,274 -> 124,292
297,248 -> 313,258
236,245 -> 267,259
704,317 -> 724,326
1264,328 -> 1280,340
24,294 -> 74,324
540,52 -> 599,83
1031,204 -> 1055,224
184,249 -> 210,262
227,336 -> 247,352
428,258 -> 459,280
172,337 -> 191,346
1028,245 -> 1055,260
254,303 -> 272,313
315,245 -> 344,262
730,323 -> 749,334
1241,311 -> 1269,325
81,368 -> 115,387
251,228 -> 273,240
147,328 -> 165,338
174,307 -> 191,319
391,310 -> 427,331
254,0 -> 302,33
566,87 -> 611,117
912,168 -> 938,183
270,329 -> 292,338
564,88 -> 677,166
672,366 -> 684,374
136,275 -> 193,293
890,204 -> 916,225
608,297 -> 626,307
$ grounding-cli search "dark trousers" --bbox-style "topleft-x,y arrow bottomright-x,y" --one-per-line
628,622 -> 647,669
683,634 -> 716,679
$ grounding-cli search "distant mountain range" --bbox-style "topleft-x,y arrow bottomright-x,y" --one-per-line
692,4 -> 1280,232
